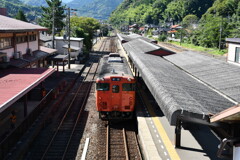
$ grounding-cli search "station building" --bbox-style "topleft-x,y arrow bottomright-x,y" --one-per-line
0,15 -> 56,154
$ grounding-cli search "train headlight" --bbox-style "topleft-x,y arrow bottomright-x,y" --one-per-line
127,78 -> 131,81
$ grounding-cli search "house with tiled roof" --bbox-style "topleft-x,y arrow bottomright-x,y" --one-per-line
0,15 -> 57,68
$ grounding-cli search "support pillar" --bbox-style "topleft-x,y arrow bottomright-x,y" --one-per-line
63,60 -> 65,72
57,61 -> 59,72
24,94 -> 28,117
233,144 -> 240,160
175,118 -> 182,148
135,67 -> 137,77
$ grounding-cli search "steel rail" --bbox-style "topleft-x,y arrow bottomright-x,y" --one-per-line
61,81 -> 92,159
106,123 -> 109,160
123,128 -> 129,160
40,62 -> 94,160
132,127 -> 143,160
62,59 -> 99,159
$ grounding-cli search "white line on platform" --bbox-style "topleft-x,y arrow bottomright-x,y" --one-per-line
161,145 -> 164,149
159,140 -> 162,143
81,138 -> 90,160
164,152 -> 167,156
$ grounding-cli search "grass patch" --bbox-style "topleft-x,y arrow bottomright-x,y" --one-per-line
169,41 -> 226,55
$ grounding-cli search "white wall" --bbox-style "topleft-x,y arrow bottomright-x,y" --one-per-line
55,40 -> 66,54
29,40 -> 38,51
228,43 -> 240,62
3,48 -> 14,58
16,43 -> 28,55
55,39 -> 83,54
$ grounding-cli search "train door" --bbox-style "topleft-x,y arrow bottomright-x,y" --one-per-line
111,82 -> 122,111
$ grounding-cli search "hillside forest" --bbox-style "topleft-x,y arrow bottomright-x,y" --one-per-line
0,0 -> 42,21
110,0 -> 240,49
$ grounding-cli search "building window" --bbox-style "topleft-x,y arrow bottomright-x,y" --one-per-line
0,37 -> 12,49
29,34 -> 36,41
235,47 -> 240,63
16,36 -> 27,44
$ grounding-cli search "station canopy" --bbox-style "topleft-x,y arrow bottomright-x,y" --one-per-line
0,68 -> 55,113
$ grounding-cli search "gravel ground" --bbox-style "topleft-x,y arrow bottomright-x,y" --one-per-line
75,84 -> 104,160
75,38 -> 108,160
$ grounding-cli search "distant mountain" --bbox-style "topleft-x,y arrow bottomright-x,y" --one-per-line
67,0 -> 123,20
0,0 -> 42,21
3,0 -> 122,20
22,0 -> 73,7
67,0 -> 93,8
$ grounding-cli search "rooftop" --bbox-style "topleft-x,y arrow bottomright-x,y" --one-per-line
55,37 -> 84,41
117,33 -> 157,44
0,68 -> 55,113
123,39 -> 235,125
0,15 -> 47,32
226,38 -> 240,44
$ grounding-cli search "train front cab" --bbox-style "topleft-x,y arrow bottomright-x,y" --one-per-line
96,76 -> 135,120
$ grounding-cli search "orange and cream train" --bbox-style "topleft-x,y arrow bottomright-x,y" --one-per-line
96,53 -> 136,120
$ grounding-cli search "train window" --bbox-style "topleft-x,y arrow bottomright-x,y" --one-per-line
96,83 -> 109,91
112,85 -> 119,93
112,78 -> 121,81
122,83 -> 135,91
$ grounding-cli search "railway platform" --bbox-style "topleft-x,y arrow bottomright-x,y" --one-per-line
0,63 -> 85,159
117,38 -> 222,160
136,85 -> 221,160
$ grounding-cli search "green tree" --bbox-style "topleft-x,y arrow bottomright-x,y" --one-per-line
182,14 -> 198,28
70,16 -> 100,52
15,10 -> 28,22
39,0 -> 66,34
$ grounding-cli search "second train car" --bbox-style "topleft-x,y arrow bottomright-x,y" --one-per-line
96,53 -> 136,120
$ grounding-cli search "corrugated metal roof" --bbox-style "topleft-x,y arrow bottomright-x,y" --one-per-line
0,15 -> 47,32
0,68 -> 55,113
118,33 -> 157,43
123,40 -> 235,125
123,39 -> 175,56
164,51 -> 240,103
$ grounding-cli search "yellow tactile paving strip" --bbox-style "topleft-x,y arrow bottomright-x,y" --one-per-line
139,88 -> 181,160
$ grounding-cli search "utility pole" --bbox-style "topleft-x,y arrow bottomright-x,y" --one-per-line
67,7 -> 70,69
219,16 -> 223,50
52,5 -> 55,49
65,7 -> 77,69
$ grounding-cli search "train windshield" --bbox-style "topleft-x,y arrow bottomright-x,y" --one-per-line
96,83 -> 109,91
122,83 -> 135,91
112,85 -> 119,93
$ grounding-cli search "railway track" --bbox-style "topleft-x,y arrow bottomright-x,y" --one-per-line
95,36 -> 142,160
105,122 -> 142,160
3,37 -> 122,160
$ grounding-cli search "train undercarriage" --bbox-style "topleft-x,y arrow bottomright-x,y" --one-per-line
99,111 -> 133,120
